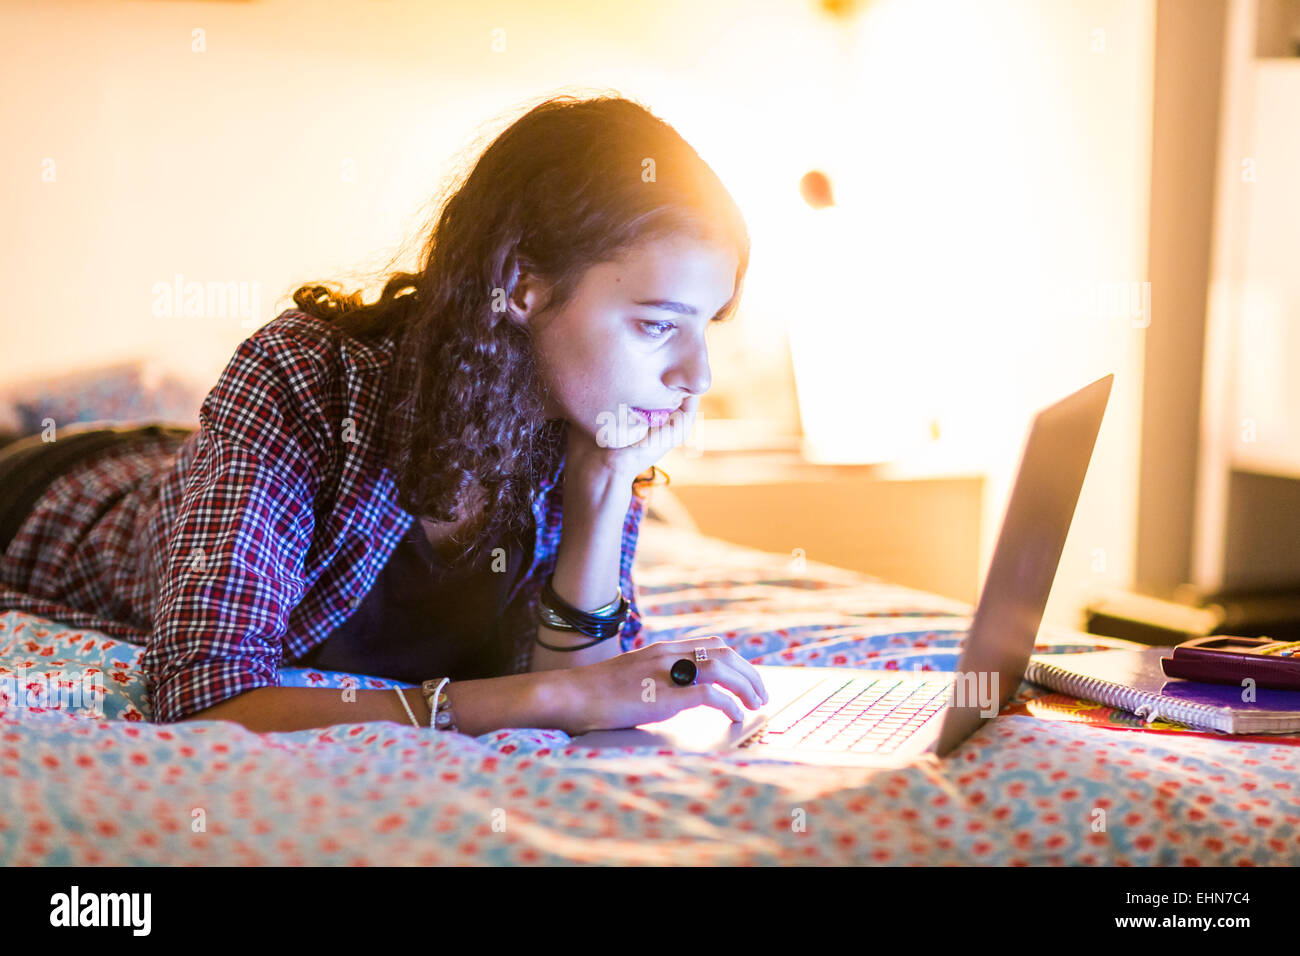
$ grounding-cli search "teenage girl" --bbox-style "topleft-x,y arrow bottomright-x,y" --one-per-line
0,93 -> 769,735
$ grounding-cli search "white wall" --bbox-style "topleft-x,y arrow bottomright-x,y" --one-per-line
1231,61 -> 1300,479
760,0 -> 1156,631
0,0 -> 816,408
1,0 -> 1156,633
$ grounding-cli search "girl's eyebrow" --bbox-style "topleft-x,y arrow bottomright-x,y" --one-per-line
633,298 -> 698,316
634,298 -> 726,322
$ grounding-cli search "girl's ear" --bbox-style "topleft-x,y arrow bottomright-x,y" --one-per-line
503,267 -> 553,331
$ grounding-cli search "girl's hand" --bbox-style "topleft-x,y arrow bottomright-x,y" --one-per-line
564,394 -> 700,492
552,634 -> 770,735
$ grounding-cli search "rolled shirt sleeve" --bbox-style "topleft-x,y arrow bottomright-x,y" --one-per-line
143,336 -> 326,723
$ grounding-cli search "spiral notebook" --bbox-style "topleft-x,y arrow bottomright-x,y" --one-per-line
1024,645 -> 1300,735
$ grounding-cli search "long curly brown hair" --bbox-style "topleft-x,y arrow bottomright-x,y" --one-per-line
289,92 -> 750,569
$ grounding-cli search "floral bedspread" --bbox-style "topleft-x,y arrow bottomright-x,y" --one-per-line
1,520 -> 1296,865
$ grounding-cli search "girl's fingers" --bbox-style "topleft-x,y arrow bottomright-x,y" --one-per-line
698,685 -> 745,723
658,636 -> 766,709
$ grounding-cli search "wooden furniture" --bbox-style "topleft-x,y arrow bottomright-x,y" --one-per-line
1145,0 -> 1300,599
651,445 -> 984,606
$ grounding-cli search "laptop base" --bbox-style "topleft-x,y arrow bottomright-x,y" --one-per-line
570,664 -> 953,768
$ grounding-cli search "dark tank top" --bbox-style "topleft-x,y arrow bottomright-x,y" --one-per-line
294,515 -> 533,683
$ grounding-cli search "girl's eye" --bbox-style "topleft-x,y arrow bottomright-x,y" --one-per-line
640,320 -> 675,338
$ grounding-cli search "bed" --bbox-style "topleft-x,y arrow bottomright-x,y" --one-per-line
2,509 -> 1297,866
2,365 -> 1296,867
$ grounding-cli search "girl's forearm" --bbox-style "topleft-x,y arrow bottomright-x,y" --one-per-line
529,469 -> 634,672
177,678 -> 571,737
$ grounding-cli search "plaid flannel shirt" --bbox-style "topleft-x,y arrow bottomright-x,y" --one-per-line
0,309 -> 646,722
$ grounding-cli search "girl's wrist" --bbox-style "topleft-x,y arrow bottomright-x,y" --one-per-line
544,666 -> 595,736
405,686 -> 433,724
568,461 -> 634,505
562,467 -> 633,533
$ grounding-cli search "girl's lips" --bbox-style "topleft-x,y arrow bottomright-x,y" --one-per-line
630,406 -> 676,427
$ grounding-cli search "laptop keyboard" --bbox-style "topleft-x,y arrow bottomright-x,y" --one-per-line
742,675 -> 952,754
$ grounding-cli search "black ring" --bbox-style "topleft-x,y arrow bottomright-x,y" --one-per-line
669,658 -> 697,687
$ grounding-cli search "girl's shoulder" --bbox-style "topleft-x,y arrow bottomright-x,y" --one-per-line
199,309 -> 400,491
252,308 -> 397,376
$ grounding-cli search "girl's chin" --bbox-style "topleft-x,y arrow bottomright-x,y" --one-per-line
572,414 -> 650,449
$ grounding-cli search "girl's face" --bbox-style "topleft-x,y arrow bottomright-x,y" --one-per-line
507,235 -> 738,448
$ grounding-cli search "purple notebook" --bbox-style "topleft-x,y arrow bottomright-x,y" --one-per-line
1025,645 -> 1300,735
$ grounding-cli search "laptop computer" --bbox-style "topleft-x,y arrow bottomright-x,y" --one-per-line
571,373 -> 1114,767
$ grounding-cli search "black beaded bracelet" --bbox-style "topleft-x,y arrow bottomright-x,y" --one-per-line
539,574 -> 628,640
537,601 -> 623,640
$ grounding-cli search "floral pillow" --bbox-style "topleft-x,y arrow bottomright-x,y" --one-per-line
0,611 -> 407,723
0,359 -> 207,437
